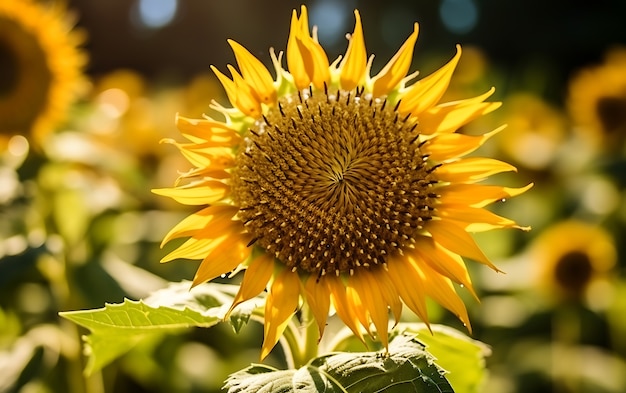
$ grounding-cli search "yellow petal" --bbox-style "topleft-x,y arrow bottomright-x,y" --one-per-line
160,139 -> 213,168
371,23 -> 419,97
161,205 -> 239,246
435,157 -> 517,183
418,89 -> 501,135
192,233 -> 251,287
440,204 -> 525,230
422,127 -> 503,162
176,114 -> 241,145
439,183 -> 534,208
327,275 -> 365,343
411,239 -> 477,300
420,262 -> 471,331
377,268 -> 403,326
387,255 -> 430,326
345,278 -> 370,336
287,9 -> 311,90
180,167 -> 230,181
211,65 -> 261,117
339,10 -> 367,91
228,39 -> 276,104
399,45 -> 462,116
426,219 -> 498,270
161,236 -> 221,263
211,65 -> 239,109
227,65 -> 263,117
152,180 -> 230,205
303,275 -> 331,338
226,253 -> 274,319
160,139 -> 235,169
350,271 -> 390,348
261,269 -> 301,360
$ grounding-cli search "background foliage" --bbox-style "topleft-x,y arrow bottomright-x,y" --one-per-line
2,0 -> 626,392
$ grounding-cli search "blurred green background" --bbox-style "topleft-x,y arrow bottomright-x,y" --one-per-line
2,0 -> 626,392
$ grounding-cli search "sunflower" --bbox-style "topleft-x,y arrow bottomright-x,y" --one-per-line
155,6 -> 531,359
0,0 -> 87,148
568,47 -> 626,153
531,221 -> 616,303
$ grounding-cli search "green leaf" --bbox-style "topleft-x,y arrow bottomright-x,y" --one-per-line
224,334 -> 453,393
328,323 -> 489,393
59,281 -> 255,375
398,324 -> 490,393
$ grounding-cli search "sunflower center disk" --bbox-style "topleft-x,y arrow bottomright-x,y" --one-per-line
233,88 -> 439,276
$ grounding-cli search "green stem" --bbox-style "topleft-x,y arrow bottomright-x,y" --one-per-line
280,304 -> 319,369
301,304 -> 319,365
280,318 -> 301,369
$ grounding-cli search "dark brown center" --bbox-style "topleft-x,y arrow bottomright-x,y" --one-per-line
554,250 -> 593,296
233,87 -> 438,277
0,18 -> 53,133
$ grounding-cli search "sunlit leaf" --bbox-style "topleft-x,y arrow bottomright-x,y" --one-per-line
329,323 -> 489,393
399,324 -> 490,393
224,334 -> 453,393
59,281 -> 261,375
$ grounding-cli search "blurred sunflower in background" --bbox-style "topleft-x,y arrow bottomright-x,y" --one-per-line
155,5 -> 531,359
531,220 -> 616,305
496,93 -> 568,171
0,0 -> 87,149
568,47 -> 626,155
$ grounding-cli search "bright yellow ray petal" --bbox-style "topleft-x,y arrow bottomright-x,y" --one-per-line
435,157 -> 517,183
303,275 -> 331,338
327,275 -> 365,343
377,268 -> 403,326
298,6 -> 330,86
387,255 -> 430,326
226,253 -> 274,319
427,219 -> 499,270
161,205 -> 239,246
296,36 -> 330,90
159,139 -> 213,168
417,88 -> 499,135
161,236 -> 221,263
176,114 -> 241,145
152,180 -> 230,205
287,9 -> 311,90
160,139 -> 235,169
339,10 -> 367,91
192,233 -> 252,287
399,45 -> 462,116
419,262 -> 471,331
180,167 -> 230,181
439,183 -> 534,208
439,204 -> 526,230
228,39 -> 276,105
422,126 -> 503,162
410,239 -> 477,300
350,271 -> 390,348
226,65 -> 263,117
211,65 -> 239,109
345,277 -> 371,337
261,269 -> 301,360
371,23 -> 419,97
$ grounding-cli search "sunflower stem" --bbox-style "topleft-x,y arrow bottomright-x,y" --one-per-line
280,318 -> 301,369
301,303 -> 320,366
281,304 -> 319,369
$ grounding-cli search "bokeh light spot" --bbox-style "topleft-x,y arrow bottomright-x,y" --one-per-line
98,88 -> 130,118
439,0 -> 478,34
309,1 -> 350,47
133,0 -> 178,29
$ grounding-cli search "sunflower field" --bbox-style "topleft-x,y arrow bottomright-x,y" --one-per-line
2,1 -> 626,393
